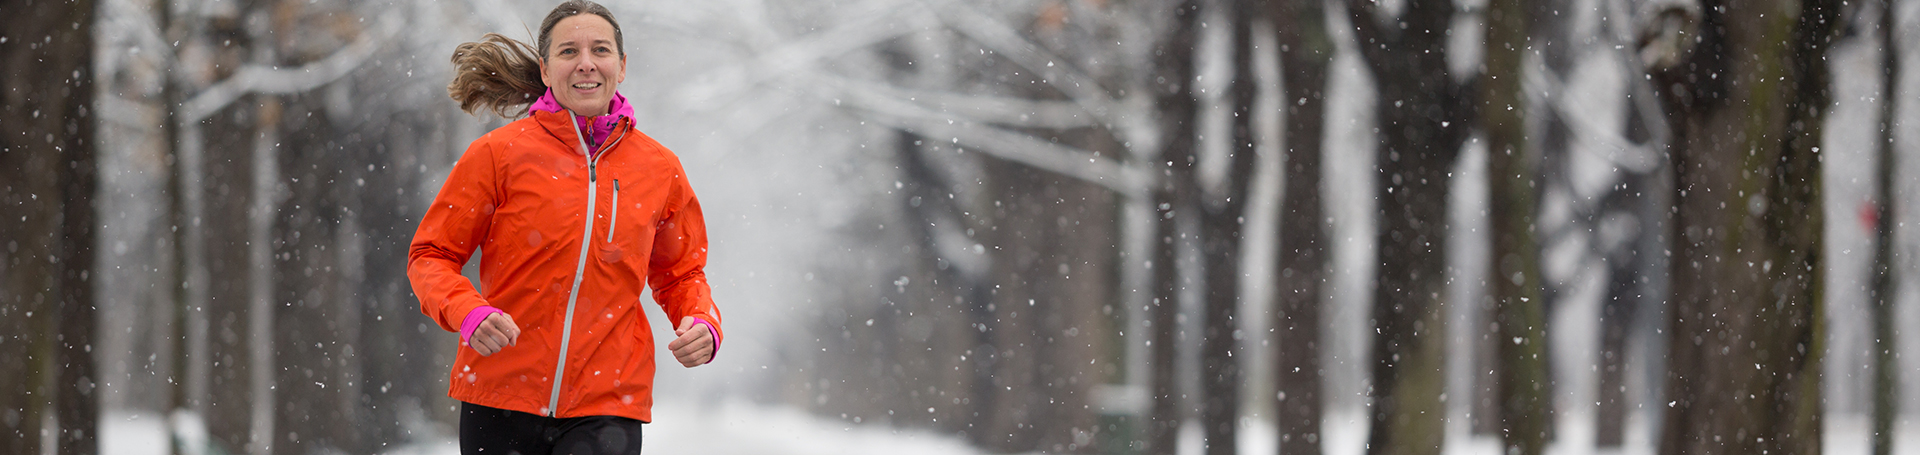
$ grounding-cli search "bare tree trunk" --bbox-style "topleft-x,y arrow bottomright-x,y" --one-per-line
883,128 -> 1002,439
195,104 -> 261,453
1345,0 -> 1474,453
1197,2 -> 1264,453
966,26 -> 1119,455
246,96 -> 280,455
1595,170 -> 1662,447
352,104 -> 449,451
0,1 -> 98,453
1654,0 -> 1839,453
157,7 -> 221,443
1273,0 -> 1331,453
269,91 -> 368,454
1871,1 -> 1901,453
1149,2 -> 1202,453
156,4 -> 232,446
1481,0 -> 1550,453
964,151 -> 1109,453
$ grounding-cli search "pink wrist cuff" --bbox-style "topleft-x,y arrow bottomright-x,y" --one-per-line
693,318 -> 720,362
460,306 -> 506,344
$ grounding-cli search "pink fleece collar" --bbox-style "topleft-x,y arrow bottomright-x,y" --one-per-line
531,89 -> 632,154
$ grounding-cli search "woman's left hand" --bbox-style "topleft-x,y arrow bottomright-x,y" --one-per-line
668,317 -> 714,367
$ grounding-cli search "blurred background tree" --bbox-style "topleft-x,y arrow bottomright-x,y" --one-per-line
2,1 -> 98,454
1649,0 -> 1840,453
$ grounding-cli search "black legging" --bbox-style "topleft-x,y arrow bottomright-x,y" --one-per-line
460,402 -> 646,455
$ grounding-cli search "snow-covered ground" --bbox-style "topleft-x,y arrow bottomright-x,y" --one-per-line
101,399 -> 982,455
101,404 -> 1920,455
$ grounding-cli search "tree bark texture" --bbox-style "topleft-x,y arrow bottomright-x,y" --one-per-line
1273,0 -> 1331,453
1870,1 -> 1901,453
0,1 -> 99,454
193,96 -> 265,454
1346,0 -> 1475,453
1654,0 -> 1839,453
1481,0 -> 1551,453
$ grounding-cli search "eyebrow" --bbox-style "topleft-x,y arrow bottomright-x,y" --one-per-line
555,39 -> 616,48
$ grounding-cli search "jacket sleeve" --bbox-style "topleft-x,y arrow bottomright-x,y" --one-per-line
409,140 -> 499,332
648,175 -> 724,349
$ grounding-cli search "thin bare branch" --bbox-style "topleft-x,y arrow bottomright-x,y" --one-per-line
674,2 -> 929,108
917,0 -> 1136,136
814,74 -> 1148,198
880,114 -> 1148,199
1522,54 -> 1661,174
179,13 -> 403,121
818,74 -> 1147,198
830,75 -> 1097,129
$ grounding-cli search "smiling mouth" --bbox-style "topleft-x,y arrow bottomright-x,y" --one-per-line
572,82 -> 602,89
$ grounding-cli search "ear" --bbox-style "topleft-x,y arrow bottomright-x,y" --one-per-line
538,60 -> 554,89
615,55 -> 628,84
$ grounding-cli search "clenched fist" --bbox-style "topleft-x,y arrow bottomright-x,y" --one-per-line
667,317 -> 714,367
468,312 -> 520,356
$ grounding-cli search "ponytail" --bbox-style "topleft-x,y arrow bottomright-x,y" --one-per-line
447,33 -> 545,118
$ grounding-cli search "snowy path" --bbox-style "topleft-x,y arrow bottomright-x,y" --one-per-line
101,399 -> 982,455
102,404 -> 1917,454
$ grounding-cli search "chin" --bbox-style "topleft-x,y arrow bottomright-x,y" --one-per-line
561,98 -> 611,115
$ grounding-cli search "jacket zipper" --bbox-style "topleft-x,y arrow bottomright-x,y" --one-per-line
550,113 -> 628,416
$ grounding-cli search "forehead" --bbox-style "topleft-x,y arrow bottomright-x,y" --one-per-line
550,14 -> 616,43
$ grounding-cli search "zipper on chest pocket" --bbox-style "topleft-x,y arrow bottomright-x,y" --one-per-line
607,179 -> 620,243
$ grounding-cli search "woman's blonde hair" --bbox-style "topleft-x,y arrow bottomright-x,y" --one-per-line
447,1 -> 626,117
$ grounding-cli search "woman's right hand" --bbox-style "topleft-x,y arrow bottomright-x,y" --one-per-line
470,312 -> 520,356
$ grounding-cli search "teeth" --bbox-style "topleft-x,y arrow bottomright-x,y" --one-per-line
572,82 -> 601,89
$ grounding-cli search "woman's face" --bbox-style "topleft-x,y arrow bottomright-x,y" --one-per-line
540,14 -> 626,117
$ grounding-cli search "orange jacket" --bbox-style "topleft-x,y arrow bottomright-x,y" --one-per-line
408,109 -> 722,422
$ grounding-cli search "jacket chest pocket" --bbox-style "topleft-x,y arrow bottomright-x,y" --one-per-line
606,179 -> 623,244
596,179 -> 656,265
